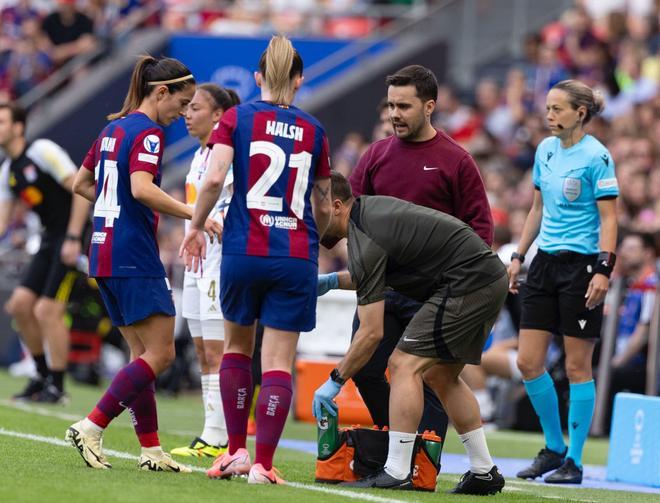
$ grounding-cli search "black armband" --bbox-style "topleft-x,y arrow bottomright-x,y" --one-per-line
64,234 -> 82,242
594,252 -> 616,278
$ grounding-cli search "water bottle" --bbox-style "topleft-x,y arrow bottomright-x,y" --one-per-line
317,404 -> 340,459
75,255 -> 89,274
421,430 -> 443,468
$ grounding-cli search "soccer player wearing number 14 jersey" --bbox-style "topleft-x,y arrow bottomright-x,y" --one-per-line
66,56 -> 222,474
180,35 -> 332,484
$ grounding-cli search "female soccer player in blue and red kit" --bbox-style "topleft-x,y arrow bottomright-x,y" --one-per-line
65,56 -> 221,473
180,35 -> 332,484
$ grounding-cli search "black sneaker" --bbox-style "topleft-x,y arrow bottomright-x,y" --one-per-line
12,377 -> 45,401
544,458 -> 583,484
34,383 -> 69,404
516,447 -> 566,479
341,469 -> 413,490
450,465 -> 505,495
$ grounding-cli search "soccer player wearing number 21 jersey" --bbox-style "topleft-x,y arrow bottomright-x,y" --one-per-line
66,56 -> 222,474
180,35 -> 332,484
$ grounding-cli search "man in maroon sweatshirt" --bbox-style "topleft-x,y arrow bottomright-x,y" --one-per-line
345,65 -> 493,462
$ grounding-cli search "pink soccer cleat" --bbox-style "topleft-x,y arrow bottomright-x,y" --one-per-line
247,463 -> 286,485
206,447 -> 251,479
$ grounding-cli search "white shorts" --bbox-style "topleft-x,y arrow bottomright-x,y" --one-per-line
182,274 -> 223,322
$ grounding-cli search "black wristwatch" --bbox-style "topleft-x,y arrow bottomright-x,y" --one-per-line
511,252 -> 525,264
330,368 -> 346,386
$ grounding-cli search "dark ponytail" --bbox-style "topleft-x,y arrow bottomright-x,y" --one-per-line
108,55 -> 195,120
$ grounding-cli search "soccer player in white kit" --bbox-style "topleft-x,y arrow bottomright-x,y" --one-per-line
171,84 -> 239,458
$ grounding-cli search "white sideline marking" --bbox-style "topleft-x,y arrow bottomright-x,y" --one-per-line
0,400 -> 202,437
0,427 -> 408,503
1,398 -> 81,421
506,481 -> 596,502
288,483 -> 413,502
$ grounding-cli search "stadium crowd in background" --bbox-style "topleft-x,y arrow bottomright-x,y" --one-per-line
323,0 -> 659,274
0,0 -> 657,444
0,0 -> 159,101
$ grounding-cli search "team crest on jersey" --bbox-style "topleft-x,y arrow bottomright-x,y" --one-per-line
562,177 -> 581,201
143,135 -> 160,154
23,164 -> 37,183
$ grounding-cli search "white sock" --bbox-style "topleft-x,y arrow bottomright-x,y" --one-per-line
81,417 -> 103,433
459,427 -> 494,474
383,431 -> 416,479
201,373 -> 227,446
199,374 -> 210,439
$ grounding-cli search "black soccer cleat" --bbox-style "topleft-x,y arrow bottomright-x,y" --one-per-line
516,447 -> 566,479
34,383 -> 69,405
12,377 -> 45,401
341,469 -> 413,490
450,465 -> 505,495
544,457 -> 583,484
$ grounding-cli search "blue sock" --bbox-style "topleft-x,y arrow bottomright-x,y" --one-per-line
523,372 -> 566,455
567,380 -> 595,468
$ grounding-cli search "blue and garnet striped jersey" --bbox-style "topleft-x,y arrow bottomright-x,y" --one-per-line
208,101 -> 331,263
82,112 -> 166,278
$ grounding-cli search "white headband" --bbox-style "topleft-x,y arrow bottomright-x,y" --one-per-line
147,74 -> 194,86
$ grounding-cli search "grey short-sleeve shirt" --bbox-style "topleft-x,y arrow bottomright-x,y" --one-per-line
347,196 -> 506,305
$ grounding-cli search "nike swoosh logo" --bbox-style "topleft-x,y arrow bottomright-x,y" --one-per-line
220,457 -> 246,472
423,166 -> 439,171
402,336 -> 415,342
474,473 -> 493,481
259,473 -> 277,484
399,440 -> 415,444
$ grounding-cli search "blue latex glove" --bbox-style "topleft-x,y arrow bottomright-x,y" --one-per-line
317,272 -> 339,297
312,377 -> 342,419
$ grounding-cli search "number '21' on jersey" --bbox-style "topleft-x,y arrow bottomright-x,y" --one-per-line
208,101 -> 331,264
82,112 -> 167,278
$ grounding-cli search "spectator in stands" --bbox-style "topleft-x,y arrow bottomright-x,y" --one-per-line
433,83 -> 480,144
508,80 -> 618,485
42,0 -> 97,67
372,97 -> 393,142
605,231 -> 658,430
6,18 -> 52,97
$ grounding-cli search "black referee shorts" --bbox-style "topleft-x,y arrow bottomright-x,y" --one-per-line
520,249 -> 603,338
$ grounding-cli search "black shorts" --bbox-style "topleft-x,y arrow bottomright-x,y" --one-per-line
20,233 -> 74,300
520,249 -> 602,338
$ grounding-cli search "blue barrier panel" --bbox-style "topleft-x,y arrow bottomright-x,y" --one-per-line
607,392 -> 660,487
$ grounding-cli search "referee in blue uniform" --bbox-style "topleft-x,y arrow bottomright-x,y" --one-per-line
507,80 -> 618,484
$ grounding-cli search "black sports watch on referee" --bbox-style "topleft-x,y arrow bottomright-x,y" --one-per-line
511,252 -> 525,264
330,368 -> 346,386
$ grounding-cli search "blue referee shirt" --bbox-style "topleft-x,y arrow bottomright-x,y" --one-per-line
533,134 -> 618,255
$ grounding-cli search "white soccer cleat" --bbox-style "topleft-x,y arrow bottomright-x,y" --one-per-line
138,450 -> 192,473
65,420 -> 112,469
